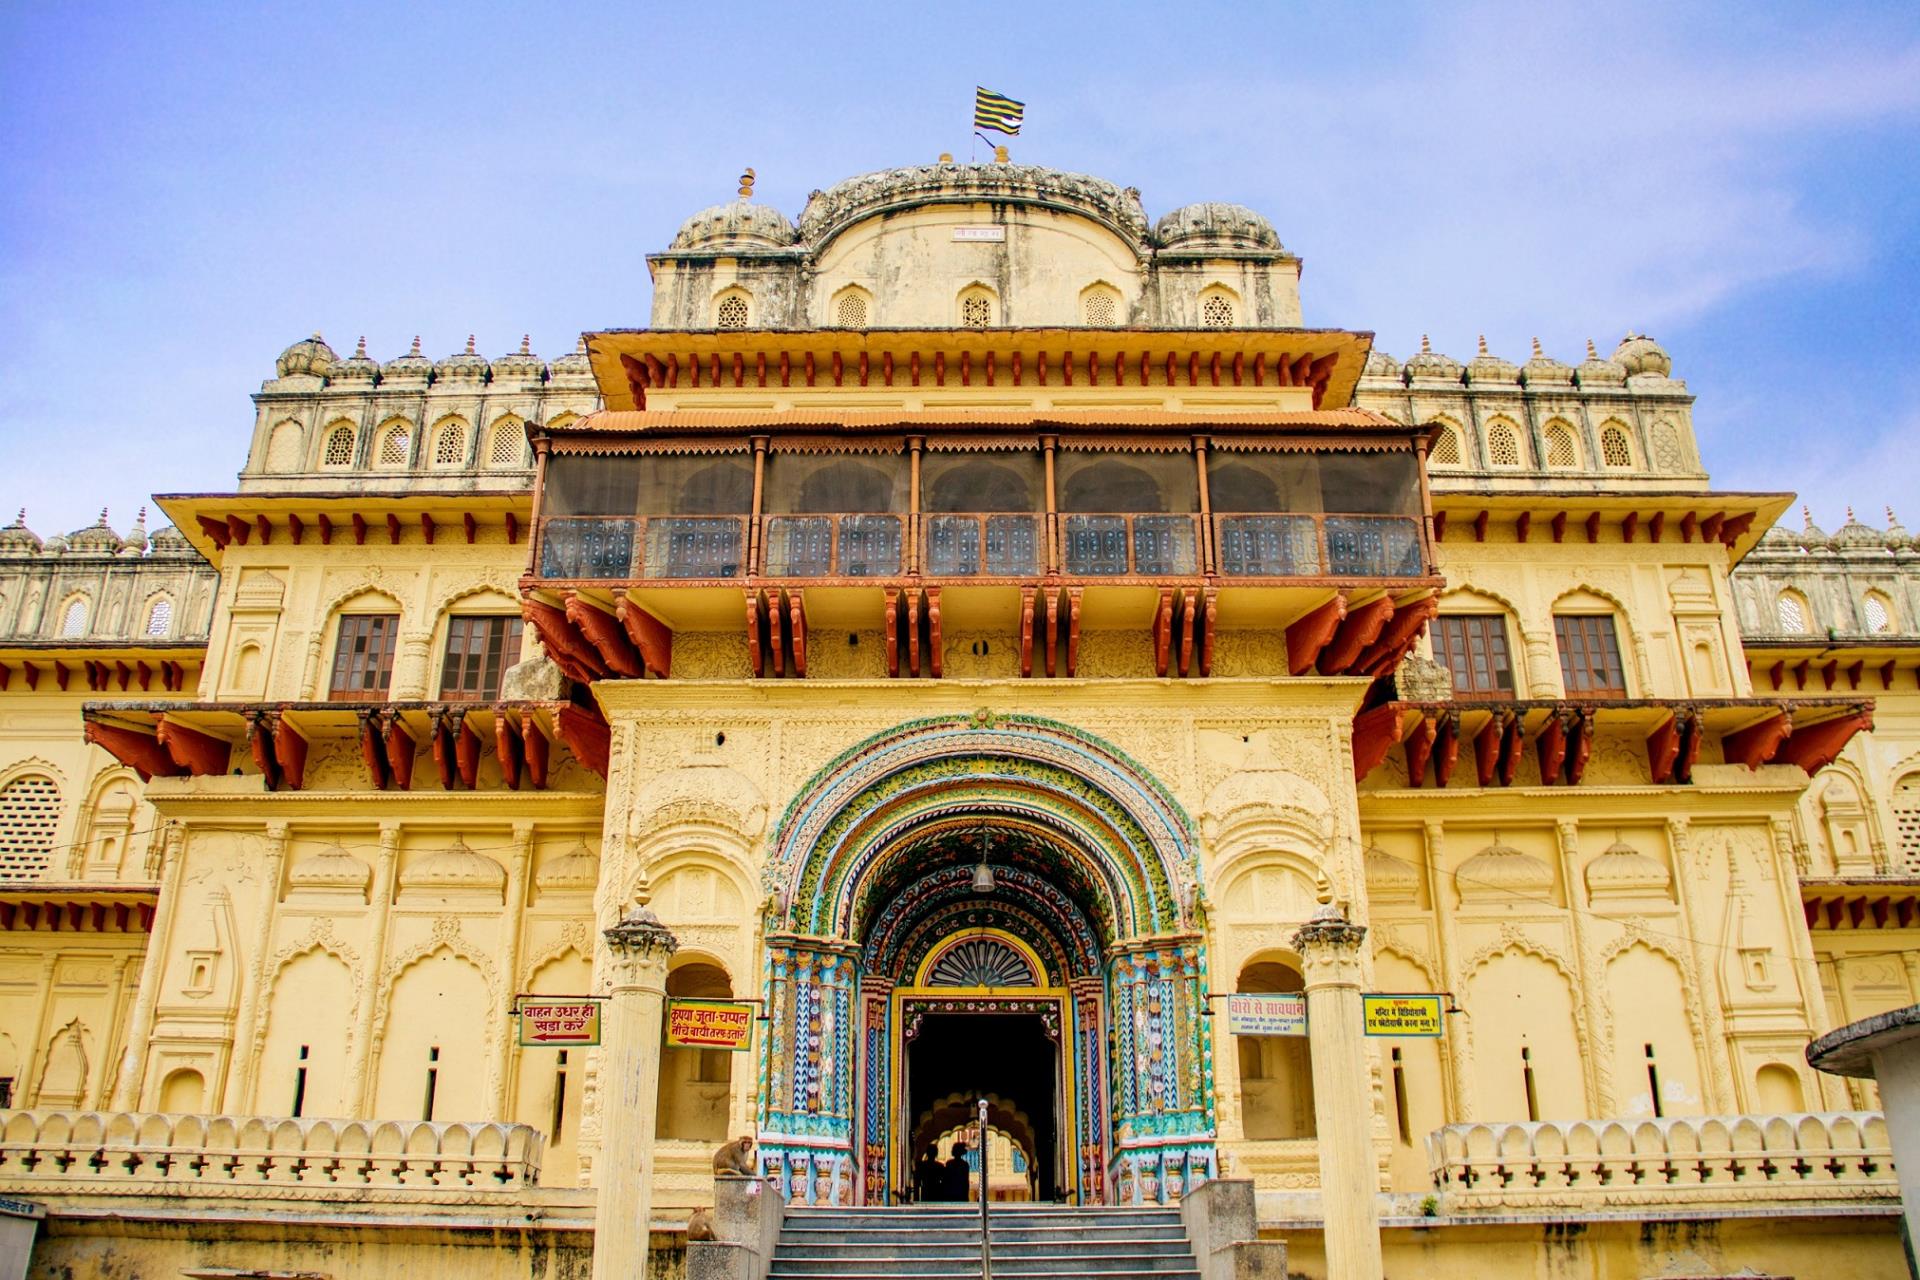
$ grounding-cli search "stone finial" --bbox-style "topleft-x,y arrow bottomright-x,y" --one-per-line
1803,504 -> 1815,528
1477,334 -> 1489,356
738,167 -> 756,199
575,336 -> 587,353
97,508 -> 109,526
409,335 -> 422,355
1890,506 -> 1902,527
1531,336 -> 1544,358
355,336 -> 367,357
1586,338 -> 1599,359
1847,506 -> 1857,522
520,334 -> 531,355
464,334 -> 476,355
1419,334 -> 1432,353
11,509 -> 23,525
603,906 -> 679,959
312,330 -> 324,341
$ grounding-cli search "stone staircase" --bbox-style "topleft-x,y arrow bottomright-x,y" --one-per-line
768,1204 -> 1204,1279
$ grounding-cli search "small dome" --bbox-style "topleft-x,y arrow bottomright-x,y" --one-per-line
149,524 -> 191,552
1361,348 -> 1402,383
1798,505 -> 1830,548
549,336 -> 592,380
534,840 -> 600,895
275,332 -> 335,379
1519,337 -> 1574,387
1757,521 -> 1798,550
1833,506 -> 1880,550
1612,331 -> 1672,377
288,844 -> 372,894
330,336 -> 380,383
382,336 -> 433,382
1153,202 -> 1283,252
492,334 -> 545,383
66,509 -> 120,553
398,837 -> 506,895
1363,842 -> 1420,905
670,199 -> 799,251
1456,836 -> 1554,904
1584,837 -> 1672,902
1403,335 -> 1463,384
1464,335 -> 1519,385
435,335 -> 491,383
1575,337 -> 1627,386
118,507 -> 149,557
0,509 -> 42,555
1886,507 -> 1911,552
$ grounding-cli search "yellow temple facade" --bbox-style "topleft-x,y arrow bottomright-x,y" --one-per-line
0,161 -> 1916,1278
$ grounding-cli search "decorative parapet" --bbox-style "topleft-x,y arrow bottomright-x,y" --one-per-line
1427,1113 -> 1895,1210
0,1111 -> 544,1197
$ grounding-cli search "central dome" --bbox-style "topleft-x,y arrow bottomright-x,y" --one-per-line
796,163 -> 1151,249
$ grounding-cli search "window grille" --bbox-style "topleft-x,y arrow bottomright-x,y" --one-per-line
1865,595 -> 1892,633
1544,424 -> 1577,468
1431,615 -> 1516,697
439,615 -> 525,701
376,426 -> 410,468
1487,424 -> 1522,467
1600,426 -> 1634,468
1201,295 -> 1234,328
1083,291 -> 1117,327
1554,615 -> 1628,698
146,598 -> 173,637
329,615 -> 400,701
715,295 -> 750,329
322,426 -> 356,467
1897,777 -> 1920,873
835,292 -> 869,328
0,776 -> 61,881
488,423 -> 523,468
1776,594 -> 1807,633
433,422 -> 466,467
960,292 -> 993,328
1428,427 -> 1462,466
59,598 -> 88,638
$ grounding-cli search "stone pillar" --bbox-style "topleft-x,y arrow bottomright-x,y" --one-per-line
591,907 -> 679,1280
1293,906 -> 1382,1280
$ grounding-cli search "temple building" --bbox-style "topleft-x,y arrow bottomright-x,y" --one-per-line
0,160 -> 1917,1279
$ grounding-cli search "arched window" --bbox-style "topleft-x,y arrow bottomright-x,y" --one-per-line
1775,593 -> 1808,633
959,287 -> 995,328
715,293 -> 750,330
0,774 -> 61,880
321,424 -> 357,468
833,289 -> 870,328
656,961 -> 733,1141
1428,424 -> 1463,467
1200,293 -> 1236,328
1864,593 -> 1893,634
1543,422 -> 1579,469
432,420 -> 467,468
487,421 -> 524,468
1486,422 -> 1523,468
375,423 -> 411,469
1081,286 -> 1120,327
1599,424 -> 1635,469
58,597 -> 88,638
145,597 -> 174,637
1236,959 -> 1314,1140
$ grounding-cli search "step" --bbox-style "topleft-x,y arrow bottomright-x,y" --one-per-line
771,1255 -> 1200,1274
777,1238 -> 1193,1259
768,1271 -> 1201,1280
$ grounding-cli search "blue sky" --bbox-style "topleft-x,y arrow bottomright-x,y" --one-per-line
2,1 -> 1916,539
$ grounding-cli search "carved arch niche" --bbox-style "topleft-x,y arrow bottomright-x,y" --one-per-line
514,943 -> 592,1187
254,947 -> 356,1117
372,943 -> 494,1121
1464,943 -> 1585,1121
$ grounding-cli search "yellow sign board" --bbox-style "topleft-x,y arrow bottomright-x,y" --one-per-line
1361,993 -> 1444,1037
515,997 -> 602,1048
666,999 -> 756,1051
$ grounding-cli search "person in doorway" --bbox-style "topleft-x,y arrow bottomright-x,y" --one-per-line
942,1141 -> 971,1202
913,1145 -> 941,1202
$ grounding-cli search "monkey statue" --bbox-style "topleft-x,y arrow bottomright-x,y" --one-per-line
686,1207 -> 717,1242
712,1134 -> 756,1179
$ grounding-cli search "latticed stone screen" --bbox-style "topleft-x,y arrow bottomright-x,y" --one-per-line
0,775 -> 61,881
146,598 -> 173,636
716,295 -> 750,329
1865,595 -> 1891,633
433,423 -> 466,467
1776,594 -> 1807,633
836,292 -> 869,327
377,427 -> 410,468
961,293 -> 993,327
1083,291 -> 1117,327
488,424 -> 523,468
1487,424 -> 1522,468
1897,778 -> 1920,874
1428,427 -> 1462,466
1601,426 -> 1634,468
1201,295 -> 1234,328
1544,425 -> 1578,468
322,426 -> 355,467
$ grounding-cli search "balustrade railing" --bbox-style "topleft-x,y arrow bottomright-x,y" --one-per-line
533,511 -> 1426,582
1427,1113 -> 1895,1208
0,1110 -> 545,1194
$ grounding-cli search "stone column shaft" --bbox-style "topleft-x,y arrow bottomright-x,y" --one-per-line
591,907 -> 679,1280
1294,908 -> 1382,1280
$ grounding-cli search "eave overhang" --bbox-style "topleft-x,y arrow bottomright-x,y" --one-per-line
1429,490 -> 1794,563
156,491 -> 533,565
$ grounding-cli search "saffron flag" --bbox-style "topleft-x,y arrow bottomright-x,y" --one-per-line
974,87 -> 1025,136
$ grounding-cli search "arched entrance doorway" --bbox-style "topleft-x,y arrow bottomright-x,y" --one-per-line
756,713 -> 1217,1206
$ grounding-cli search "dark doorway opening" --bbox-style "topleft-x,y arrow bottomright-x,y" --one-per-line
906,1012 -> 1060,1202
